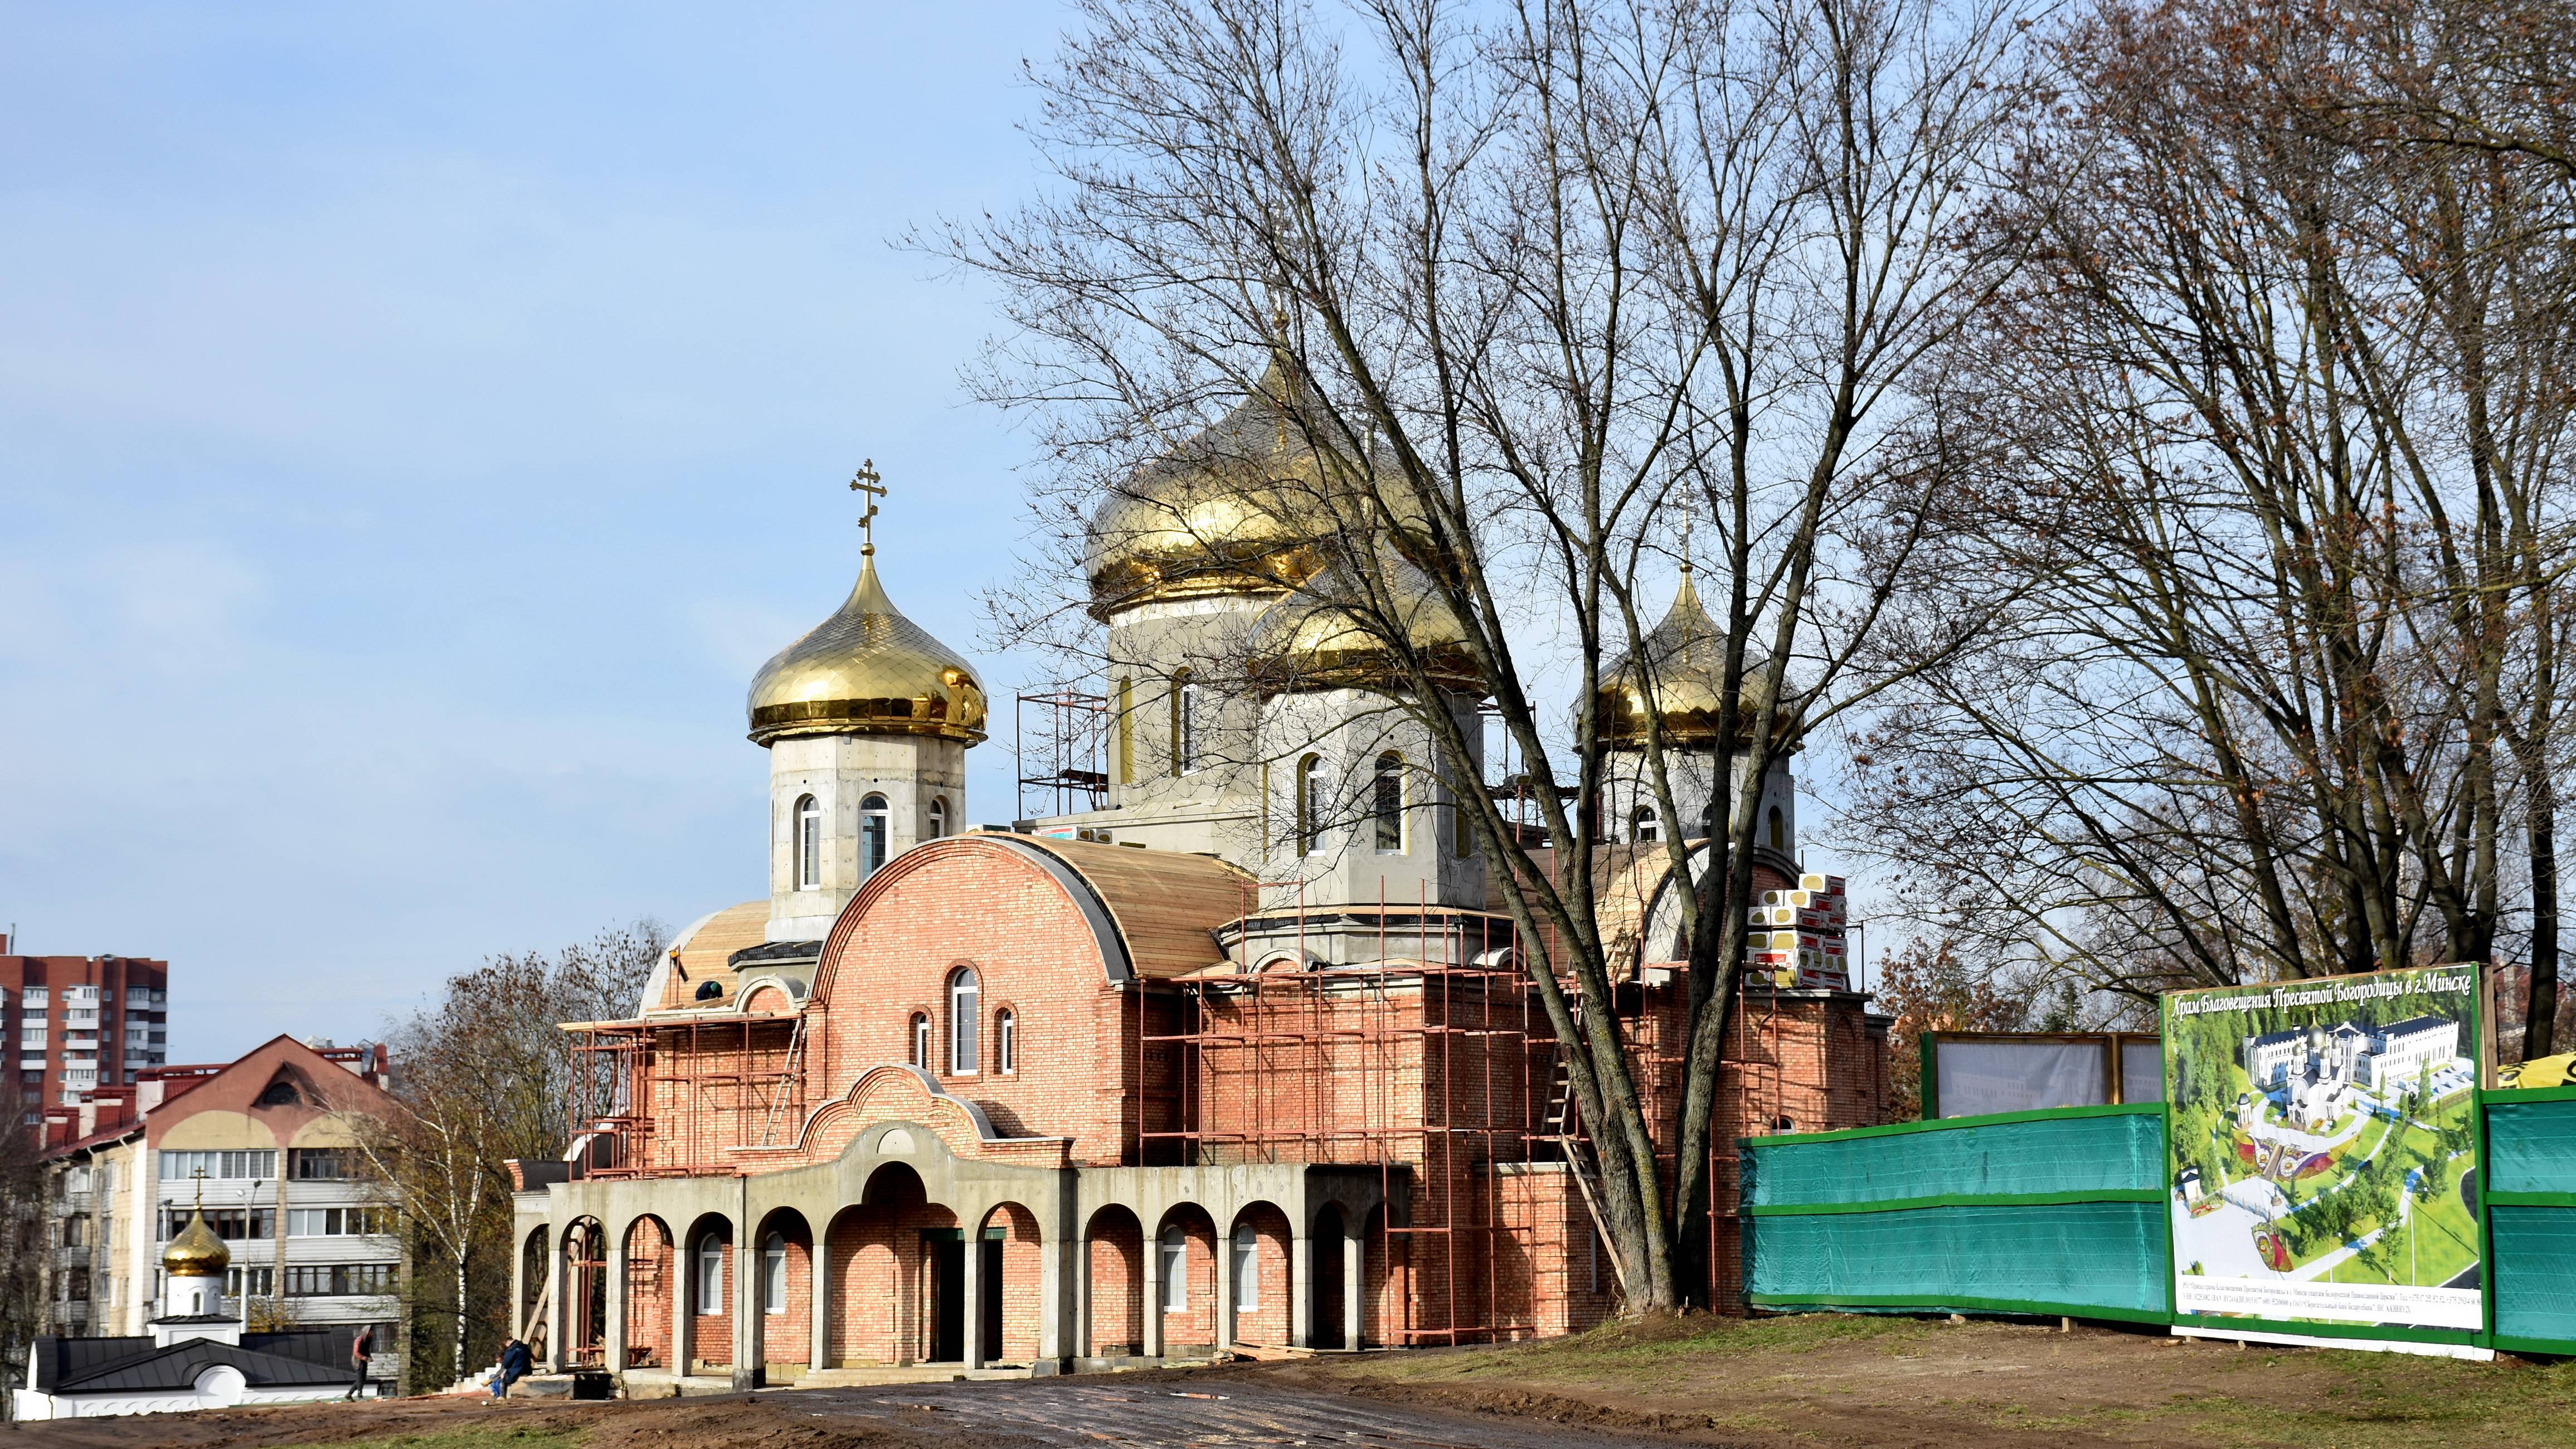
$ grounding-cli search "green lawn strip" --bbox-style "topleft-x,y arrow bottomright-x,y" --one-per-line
268,1424 -> 590,1449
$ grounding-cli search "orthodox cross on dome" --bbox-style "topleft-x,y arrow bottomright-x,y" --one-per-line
191,1165 -> 208,1209
849,459 -> 887,557
1678,515 -> 1695,577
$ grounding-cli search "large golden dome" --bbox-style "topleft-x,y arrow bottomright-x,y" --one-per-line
1085,357 -> 1428,619
1250,550 -> 1488,694
162,1207 -> 230,1277
1594,566 -> 1788,751
747,556 -> 988,746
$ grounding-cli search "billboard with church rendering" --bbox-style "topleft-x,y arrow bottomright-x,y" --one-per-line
2162,963 -> 2492,1352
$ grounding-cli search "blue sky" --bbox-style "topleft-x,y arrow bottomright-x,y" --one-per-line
0,4 -> 1067,1057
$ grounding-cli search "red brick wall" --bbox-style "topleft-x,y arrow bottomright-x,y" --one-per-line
1151,1208 -> 1218,1350
689,1234 -> 732,1370
1084,1208 -> 1144,1355
1228,1204 -> 1293,1346
755,1214 -> 814,1370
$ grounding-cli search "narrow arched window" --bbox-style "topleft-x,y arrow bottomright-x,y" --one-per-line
1767,805 -> 1787,852
761,1232 -> 786,1314
696,1237 -> 723,1310
1116,677 -> 1135,785
1373,752 -> 1404,853
947,967 -> 980,1075
928,796 -> 949,840
995,1008 -> 1017,1075
1169,670 -> 1200,774
1158,1229 -> 1188,1313
1231,1225 -> 1260,1310
1297,755 -> 1324,857
909,1013 -> 930,1069
1633,806 -> 1660,843
861,794 -> 890,877
794,794 -> 822,890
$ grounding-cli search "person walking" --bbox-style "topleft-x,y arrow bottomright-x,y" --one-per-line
343,1324 -> 376,1401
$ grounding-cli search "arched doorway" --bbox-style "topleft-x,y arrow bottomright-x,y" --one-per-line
682,1212 -> 735,1372
825,1162 -> 959,1366
561,1217 -> 608,1367
1227,1203 -> 1293,1348
621,1215 -> 674,1370
978,1201 -> 1042,1365
754,1207 -> 815,1378
1083,1204 -> 1144,1358
518,1226 -> 548,1362
1152,1204 -> 1217,1356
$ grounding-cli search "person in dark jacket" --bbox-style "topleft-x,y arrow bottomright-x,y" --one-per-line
490,1337 -> 532,1400
344,1325 -> 376,1401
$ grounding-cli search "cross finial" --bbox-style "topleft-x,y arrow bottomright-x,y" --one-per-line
1678,516 -> 1695,577
849,459 -> 887,557
191,1166 -> 207,1212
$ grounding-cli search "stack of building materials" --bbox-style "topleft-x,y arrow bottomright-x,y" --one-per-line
1747,874 -> 1849,989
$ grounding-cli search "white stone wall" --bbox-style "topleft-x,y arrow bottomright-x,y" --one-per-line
1601,748 -> 1795,852
766,733 -> 968,941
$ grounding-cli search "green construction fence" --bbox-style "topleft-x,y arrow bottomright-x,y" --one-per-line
1742,1092 -> 2576,1351
1740,1102 -> 2171,1323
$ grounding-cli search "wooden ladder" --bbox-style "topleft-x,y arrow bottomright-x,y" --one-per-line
1539,1049 -> 1632,1302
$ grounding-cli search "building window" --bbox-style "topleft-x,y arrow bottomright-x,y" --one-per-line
910,1013 -> 931,1069
928,796 -> 949,840
762,1233 -> 788,1314
795,794 -> 822,890
1767,805 -> 1787,852
289,1147 -> 355,1180
228,1266 -> 276,1300
1373,752 -> 1404,853
1232,1226 -> 1260,1311
1170,671 -> 1200,775
1159,1231 -> 1188,1313
995,1009 -> 1017,1075
289,1207 -> 392,1237
947,968 -> 980,1076
1633,806 -> 1660,843
861,794 -> 891,877
1296,755 -> 1324,856
1453,783 -> 1476,857
162,1207 -> 276,1242
158,1149 -> 275,1182
282,1263 -> 396,1297
1116,677 -> 1135,784
696,1238 -> 724,1310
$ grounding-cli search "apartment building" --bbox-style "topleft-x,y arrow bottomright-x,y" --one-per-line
37,1036 -> 401,1351
2,933 -> 169,1112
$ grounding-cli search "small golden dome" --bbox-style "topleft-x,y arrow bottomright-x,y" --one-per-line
747,557 -> 988,746
1085,356 -> 1429,619
1594,566 -> 1790,751
1250,550 -> 1488,694
162,1207 -> 230,1277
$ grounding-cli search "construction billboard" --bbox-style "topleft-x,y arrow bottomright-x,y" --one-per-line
2163,964 -> 2492,1350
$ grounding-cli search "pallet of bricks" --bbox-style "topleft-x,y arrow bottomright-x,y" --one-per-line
1746,874 -> 1848,989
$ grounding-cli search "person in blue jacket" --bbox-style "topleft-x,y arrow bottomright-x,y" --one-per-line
489,1338 -> 533,1401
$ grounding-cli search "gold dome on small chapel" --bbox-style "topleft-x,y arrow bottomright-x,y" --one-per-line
162,1207 -> 230,1277
747,550 -> 988,747
1594,563 -> 1790,752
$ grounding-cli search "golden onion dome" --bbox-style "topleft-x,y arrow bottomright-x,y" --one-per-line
1249,550 -> 1488,695
162,1207 -> 230,1277
1594,565 -> 1791,751
1085,355 -> 1431,620
747,555 -> 988,747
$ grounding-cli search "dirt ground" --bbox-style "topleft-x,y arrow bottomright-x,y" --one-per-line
13,1313 -> 2576,1449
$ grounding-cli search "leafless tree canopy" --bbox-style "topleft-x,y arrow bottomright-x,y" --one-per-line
946,0 -> 2042,1306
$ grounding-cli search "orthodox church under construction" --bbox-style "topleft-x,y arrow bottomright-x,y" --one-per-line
510,367 -> 1891,1387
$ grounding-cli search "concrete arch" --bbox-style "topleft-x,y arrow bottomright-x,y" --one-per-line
824,1165 -> 959,1368
681,1212 -> 736,1374
1150,1203 -> 1219,1356
561,1216 -> 610,1369
619,1214 -> 675,1371
975,1200 -> 1044,1365
1226,1202 -> 1295,1348
1081,1204 -> 1145,1359
752,1207 -> 816,1373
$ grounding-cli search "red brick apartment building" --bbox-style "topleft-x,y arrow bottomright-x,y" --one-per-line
511,372 -> 1889,1387
3,937 -> 169,1113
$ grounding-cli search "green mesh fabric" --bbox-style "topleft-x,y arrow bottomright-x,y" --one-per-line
1746,1200 -> 2168,1316
2486,1098 -> 2576,1194
1744,1109 -> 2164,1208
2493,1208 -> 2576,1347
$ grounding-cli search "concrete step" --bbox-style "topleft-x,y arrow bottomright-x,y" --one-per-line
796,1364 -> 1038,1387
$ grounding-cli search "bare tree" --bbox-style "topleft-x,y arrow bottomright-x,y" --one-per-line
0,1077 -> 43,1422
350,920 -> 663,1387
1844,0 -> 2576,1045
946,0 -> 2037,1306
